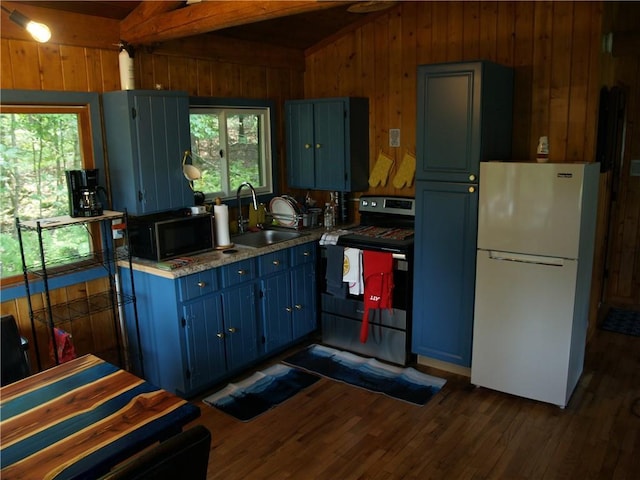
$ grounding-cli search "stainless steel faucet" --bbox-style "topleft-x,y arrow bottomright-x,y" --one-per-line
236,181 -> 258,234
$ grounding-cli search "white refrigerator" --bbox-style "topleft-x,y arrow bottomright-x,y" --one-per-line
471,161 -> 599,407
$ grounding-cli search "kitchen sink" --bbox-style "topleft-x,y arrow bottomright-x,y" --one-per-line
233,228 -> 306,249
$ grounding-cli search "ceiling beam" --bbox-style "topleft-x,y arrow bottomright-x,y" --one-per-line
120,0 -> 354,46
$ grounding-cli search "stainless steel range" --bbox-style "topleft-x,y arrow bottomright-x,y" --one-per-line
319,196 -> 415,365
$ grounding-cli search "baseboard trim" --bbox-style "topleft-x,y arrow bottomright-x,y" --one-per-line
417,355 -> 471,377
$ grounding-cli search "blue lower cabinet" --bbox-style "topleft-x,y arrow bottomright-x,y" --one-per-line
182,293 -> 225,393
411,180 -> 478,367
221,281 -> 260,372
261,272 -> 293,353
122,243 -> 318,397
291,261 -> 317,338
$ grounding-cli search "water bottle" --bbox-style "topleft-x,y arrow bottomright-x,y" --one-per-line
324,202 -> 334,230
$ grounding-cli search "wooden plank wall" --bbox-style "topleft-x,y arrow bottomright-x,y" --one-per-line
599,2 -> 640,309
303,1 -> 603,195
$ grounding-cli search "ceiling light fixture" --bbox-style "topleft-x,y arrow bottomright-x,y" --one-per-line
1,5 -> 51,43
347,1 -> 398,14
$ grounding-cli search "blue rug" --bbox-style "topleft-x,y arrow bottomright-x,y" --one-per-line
601,308 -> 640,337
283,344 -> 446,406
203,364 -> 320,421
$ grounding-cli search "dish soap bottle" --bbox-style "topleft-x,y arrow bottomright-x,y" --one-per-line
324,202 -> 334,230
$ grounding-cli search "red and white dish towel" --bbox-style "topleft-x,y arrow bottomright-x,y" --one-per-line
361,251 -> 394,343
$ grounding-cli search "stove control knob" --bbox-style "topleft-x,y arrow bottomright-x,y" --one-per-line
361,200 -> 368,207
371,201 -> 378,207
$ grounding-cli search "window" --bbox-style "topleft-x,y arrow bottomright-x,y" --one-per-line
189,99 -> 276,202
0,91 -> 105,285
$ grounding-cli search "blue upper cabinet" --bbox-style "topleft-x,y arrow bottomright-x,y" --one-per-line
416,61 -> 513,182
286,97 -> 369,192
102,90 -> 192,215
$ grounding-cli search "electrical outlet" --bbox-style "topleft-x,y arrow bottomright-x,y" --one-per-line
389,129 -> 400,148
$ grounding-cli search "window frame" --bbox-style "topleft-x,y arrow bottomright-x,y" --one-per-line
0,90 -> 106,290
189,97 -> 278,206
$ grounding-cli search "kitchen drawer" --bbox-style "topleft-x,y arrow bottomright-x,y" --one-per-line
179,269 -> 218,302
220,258 -> 256,288
258,250 -> 290,276
290,242 -> 316,266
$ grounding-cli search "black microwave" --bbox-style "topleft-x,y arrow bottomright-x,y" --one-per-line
128,211 -> 214,261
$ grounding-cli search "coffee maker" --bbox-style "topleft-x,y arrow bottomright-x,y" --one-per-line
65,169 -> 104,217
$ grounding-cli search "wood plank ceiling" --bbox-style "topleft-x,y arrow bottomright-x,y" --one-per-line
15,0 -> 394,50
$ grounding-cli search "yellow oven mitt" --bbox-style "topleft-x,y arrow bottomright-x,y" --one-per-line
392,151 -> 416,189
369,151 -> 394,187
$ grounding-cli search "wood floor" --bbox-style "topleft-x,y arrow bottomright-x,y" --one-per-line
190,329 -> 640,479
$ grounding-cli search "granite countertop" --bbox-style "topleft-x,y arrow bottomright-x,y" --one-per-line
120,227 -> 327,279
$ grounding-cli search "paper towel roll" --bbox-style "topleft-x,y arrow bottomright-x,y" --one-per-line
214,204 -> 231,247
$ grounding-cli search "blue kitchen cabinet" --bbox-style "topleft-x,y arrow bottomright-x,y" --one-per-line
286,97 -> 369,192
122,270 -> 193,395
260,244 -> 318,354
415,61 -> 513,182
412,61 -> 513,368
259,250 -> 293,353
221,281 -> 260,372
121,243 -> 317,397
411,181 -> 478,366
261,272 -> 293,353
219,258 -> 260,372
102,90 -> 192,215
290,244 -> 317,339
182,293 -> 226,392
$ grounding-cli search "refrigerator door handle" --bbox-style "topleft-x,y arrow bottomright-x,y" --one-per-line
488,250 -> 565,267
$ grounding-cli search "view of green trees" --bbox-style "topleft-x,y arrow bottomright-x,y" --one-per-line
189,111 -> 262,196
0,112 -> 90,279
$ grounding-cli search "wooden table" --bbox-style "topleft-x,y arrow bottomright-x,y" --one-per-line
0,354 -> 200,480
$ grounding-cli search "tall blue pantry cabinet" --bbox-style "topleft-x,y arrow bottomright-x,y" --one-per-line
102,90 -> 193,215
411,61 -> 513,368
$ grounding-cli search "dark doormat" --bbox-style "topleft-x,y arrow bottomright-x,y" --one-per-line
203,364 -> 319,421
600,308 -> 640,337
283,344 -> 446,406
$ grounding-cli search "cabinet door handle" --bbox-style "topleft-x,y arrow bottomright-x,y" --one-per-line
469,174 -> 476,181
316,143 -> 322,149
237,269 -> 246,275
303,251 -> 310,256
468,186 -> 476,193
197,281 -> 206,288
216,332 -> 225,339
295,304 -> 303,310
285,307 -> 293,312
272,260 -> 280,266
228,327 -> 237,333
304,143 -> 311,149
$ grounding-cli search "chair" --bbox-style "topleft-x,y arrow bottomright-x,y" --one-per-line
1,314 -> 31,386
100,425 -> 212,480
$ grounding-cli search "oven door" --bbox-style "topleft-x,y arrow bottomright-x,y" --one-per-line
318,247 -> 413,365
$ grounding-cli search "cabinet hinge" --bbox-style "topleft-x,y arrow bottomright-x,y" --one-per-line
261,335 -> 266,344
259,290 -> 264,298
181,317 -> 186,327
185,369 -> 191,379
131,107 -> 137,119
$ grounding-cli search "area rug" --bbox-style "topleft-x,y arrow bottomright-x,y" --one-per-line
203,364 -> 320,421
283,344 -> 446,406
600,308 -> 640,337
